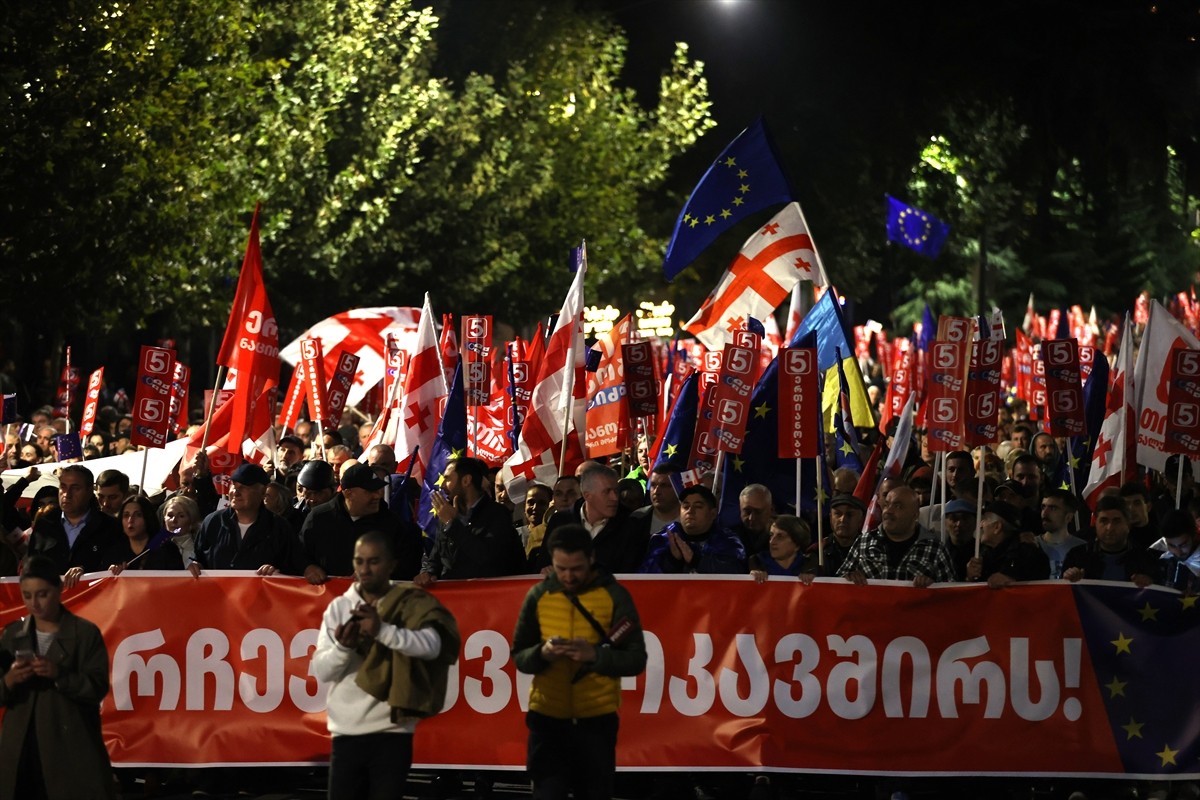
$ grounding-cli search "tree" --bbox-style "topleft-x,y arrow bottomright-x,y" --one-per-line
0,0 -> 713,399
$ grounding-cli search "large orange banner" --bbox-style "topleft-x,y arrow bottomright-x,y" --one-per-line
0,574 -> 1196,778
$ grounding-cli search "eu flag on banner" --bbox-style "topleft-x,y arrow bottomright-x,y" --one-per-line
418,362 -> 467,537
886,195 -> 950,258
1073,583 -> 1200,775
663,118 -> 794,280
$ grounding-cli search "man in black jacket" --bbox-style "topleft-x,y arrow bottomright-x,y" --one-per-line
29,464 -> 122,579
537,464 -> 650,575
194,463 -> 303,575
415,457 -> 524,584
299,463 -> 423,583
1062,495 -> 1157,587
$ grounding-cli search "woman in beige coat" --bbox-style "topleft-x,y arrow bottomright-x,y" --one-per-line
0,555 -> 114,799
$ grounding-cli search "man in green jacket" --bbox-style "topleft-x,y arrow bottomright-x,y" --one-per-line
512,524 -> 647,800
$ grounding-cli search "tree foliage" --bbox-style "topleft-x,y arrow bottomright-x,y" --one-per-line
0,0 -> 713,356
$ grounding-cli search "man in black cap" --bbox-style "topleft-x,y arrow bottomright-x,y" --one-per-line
274,434 -> 306,485
193,463 -> 303,575
942,498 -> 978,580
814,494 -> 865,576
299,463 -> 423,584
964,500 -> 1050,587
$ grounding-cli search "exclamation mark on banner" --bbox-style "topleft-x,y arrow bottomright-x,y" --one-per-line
1062,638 -> 1082,721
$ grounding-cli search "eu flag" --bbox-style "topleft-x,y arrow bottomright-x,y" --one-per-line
418,361 -> 467,537
663,118 -> 794,280
886,195 -> 950,259
653,371 -> 699,472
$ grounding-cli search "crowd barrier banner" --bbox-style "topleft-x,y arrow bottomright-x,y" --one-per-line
0,573 -> 1196,777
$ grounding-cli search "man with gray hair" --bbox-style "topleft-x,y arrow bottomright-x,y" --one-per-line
537,464 -> 648,574
733,484 -> 775,556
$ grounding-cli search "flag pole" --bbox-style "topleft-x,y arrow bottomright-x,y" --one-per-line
792,203 -> 830,286
937,451 -> 947,545
63,346 -> 73,435
557,243 -> 586,474
199,366 -> 226,452
712,451 -> 726,504
139,448 -> 150,498
814,456 -> 824,570
974,446 -> 985,559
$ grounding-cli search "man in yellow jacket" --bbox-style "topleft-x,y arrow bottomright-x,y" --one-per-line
512,524 -> 647,800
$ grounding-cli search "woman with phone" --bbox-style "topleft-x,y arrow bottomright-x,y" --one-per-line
0,554 -> 115,799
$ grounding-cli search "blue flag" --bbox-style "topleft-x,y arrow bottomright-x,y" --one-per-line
418,362 -> 467,536
663,118 -> 794,280
886,195 -> 950,259
834,348 -> 864,472
918,303 -> 936,353
653,371 -> 699,472
790,289 -> 874,430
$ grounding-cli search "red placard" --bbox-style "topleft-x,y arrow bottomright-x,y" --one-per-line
384,333 -> 408,406
277,364 -> 305,431
1078,345 -> 1096,385
937,315 -> 974,344
1030,342 -> 1047,420
463,315 -> 493,407
169,362 -> 191,434
883,339 -> 912,433
924,340 -> 968,452
1164,348 -> 1200,455
132,346 -> 176,448
1042,338 -> 1085,438
778,347 -> 820,457
300,337 -> 328,425
711,344 -> 756,453
79,367 -> 105,438
963,338 -> 1004,448
324,350 -> 359,428
623,341 -> 658,419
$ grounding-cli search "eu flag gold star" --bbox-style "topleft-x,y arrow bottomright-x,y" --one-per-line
1111,632 -> 1133,655
665,443 -> 678,457
1105,676 -> 1127,698
754,402 -> 770,419
1138,602 -> 1159,622
739,183 -> 750,194
720,208 -> 732,219
732,196 -> 745,206
689,218 -> 699,228
724,156 -> 737,167
840,441 -> 855,456
732,455 -> 745,472
1157,745 -> 1179,766
816,486 -> 829,504
1182,595 -> 1198,610
704,215 -> 716,225
1121,718 -> 1143,740
737,169 -> 748,178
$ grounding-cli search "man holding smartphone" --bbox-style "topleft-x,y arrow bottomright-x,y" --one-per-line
511,524 -> 647,800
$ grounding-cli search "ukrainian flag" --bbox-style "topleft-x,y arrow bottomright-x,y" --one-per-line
789,289 -> 874,433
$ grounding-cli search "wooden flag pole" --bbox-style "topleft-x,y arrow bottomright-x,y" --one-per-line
974,446 -> 986,559
937,451 -> 948,545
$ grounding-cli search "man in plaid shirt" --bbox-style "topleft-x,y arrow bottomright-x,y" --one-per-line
837,486 -> 956,587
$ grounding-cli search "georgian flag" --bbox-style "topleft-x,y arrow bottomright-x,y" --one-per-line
1083,314 -> 1135,507
381,295 -> 447,483
685,202 -> 828,353
279,306 -> 422,411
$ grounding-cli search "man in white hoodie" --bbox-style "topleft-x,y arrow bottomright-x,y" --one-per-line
312,531 -> 443,800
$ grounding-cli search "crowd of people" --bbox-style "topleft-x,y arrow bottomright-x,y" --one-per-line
1,390 -> 1198,800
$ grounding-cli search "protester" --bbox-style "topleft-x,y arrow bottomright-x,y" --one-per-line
0,555 -> 115,799
964,500 -> 1050,587
629,464 -> 681,541
28,464 -> 123,584
838,486 -> 956,587
1062,496 -> 1157,587
641,485 -> 746,574
415,457 -> 525,585
160,494 -> 202,572
94,469 -> 130,518
732,483 -> 775,557
312,531 -> 459,800
537,464 -> 648,575
1150,508 -> 1200,593
512,524 -> 647,800
109,494 -> 184,574
749,514 -> 811,581
193,463 -> 303,575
